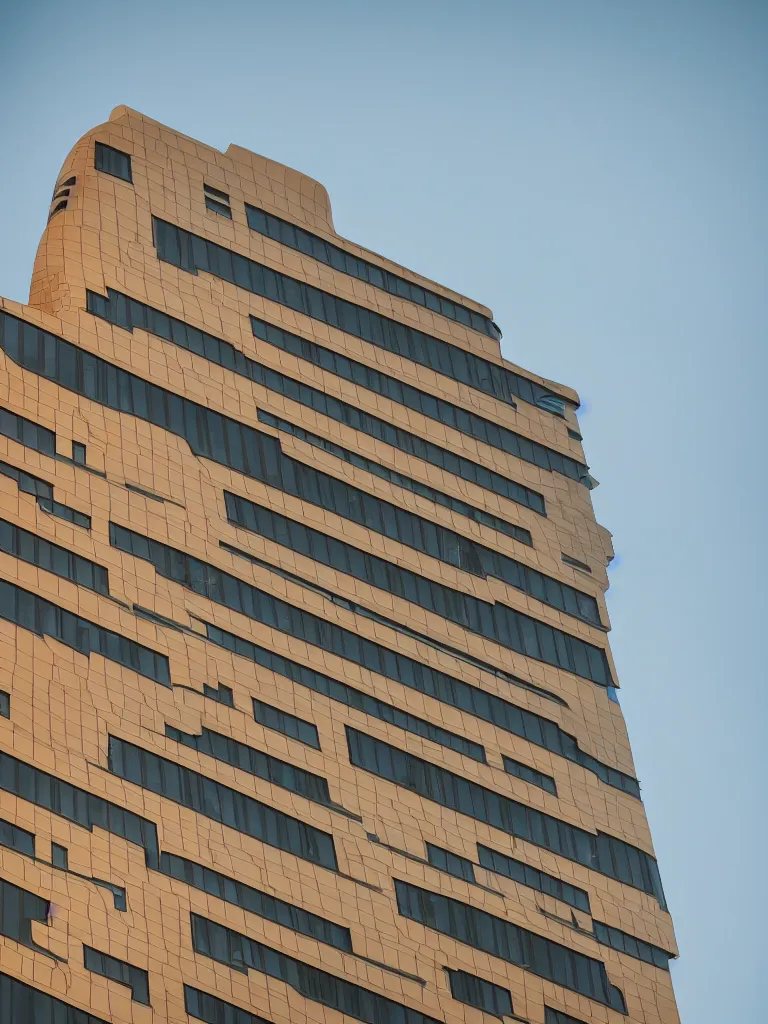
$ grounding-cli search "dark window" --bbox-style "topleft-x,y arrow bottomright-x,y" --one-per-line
477,844 -> 590,913
224,495 -> 602,663
205,197 -> 232,218
208,622 -> 485,762
0,517 -> 109,594
51,843 -> 69,870
203,682 -> 234,706
71,440 -> 87,465
0,459 -> 91,529
204,183 -> 233,218
153,217 -> 583,425
252,698 -> 320,749
242,213 -> 566,418
111,518 -> 610,689
185,985 -> 272,1024
258,411 -> 536,537
94,142 -> 132,183
191,913 -> 441,1024
164,724 -> 333,806
0,748 -> 159,866
0,878 -> 50,953
108,736 -> 337,871
0,317 -> 631,725
592,921 -> 672,970
1,312 -> 607,682
88,286 -> 545,517
503,755 -> 557,796
446,969 -> 513,1018
562,553 -> 592,573
0,971 -> 110,1024
0,690 -> 8,718
49,200 -> 67,218
0,406 -> 56,457
227,531 -> 554,712
57,176 -> 77,191
207,608 -> 636,798
204,183 -> 230,202
250,316 -> 569,477
545,1008 -> 590,1024
0,817 -> 35,857
0,578 -> 169,685
395,881 -> 626,1014
109,887 -> 127,912
161,851 -> 351,950
83,946 -> 149,1004
245,204 -> 504,342
347,728 -> 665,907
425,843 -> 475,883
225,493 -> 600,647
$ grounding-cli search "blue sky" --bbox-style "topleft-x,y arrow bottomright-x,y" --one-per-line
1,1 -> 765,1019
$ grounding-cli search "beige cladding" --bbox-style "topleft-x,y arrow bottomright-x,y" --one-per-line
0,106 -> 679,1023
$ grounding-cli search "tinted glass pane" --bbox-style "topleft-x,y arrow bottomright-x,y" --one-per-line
348,728 -> 664,906
244,203 -> 502,341
94,142 -> 133,183
155,218 -> 579,423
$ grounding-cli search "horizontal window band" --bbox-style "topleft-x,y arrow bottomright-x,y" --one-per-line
395,880 -> 626,1014
203,607 -> 636,799
477,843 -> 591,913
164,724 -> 353,815
447,968 -> 516,1019
87,287 -> 545,517
153,216 -> 571,421
0,516 -> 108,594
347,728 -> 664,907
250,314 -> 575,480
252,698 -> 320,749
0,971 -> 111,1023
0,577 -> 170,685
162,852 -> 352,951
0,313 -> 632,780
220,537 -> 565,708
592,920 -> 673,970
110,517 -> 610,686
257,411 -> 535,539
0,405 -> 56,456
185,985 -> 271,1024
202,614 -> 487,762
545,1009 -> 591,1024
108,735 -> 338,871
0,311 -> 607,681
191,913 -> 440,1024
503,754 -> 558,796
0,816 -> 35,857
0,748 -> 161,866
83,946 -> 149,1005
0,458 -> 91,528
425,842 -> 476,883
245,202 -> 502,341
224,493 -> 602,668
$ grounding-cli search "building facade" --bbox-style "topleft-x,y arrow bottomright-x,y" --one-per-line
0,108 -> 679,1023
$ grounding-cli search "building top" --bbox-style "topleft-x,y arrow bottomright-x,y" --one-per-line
30,105 -> 581,410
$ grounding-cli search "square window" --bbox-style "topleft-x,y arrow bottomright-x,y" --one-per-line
95,142 -> 133,183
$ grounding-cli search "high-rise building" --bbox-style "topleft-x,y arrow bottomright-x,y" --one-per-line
0,107 -> 678,1024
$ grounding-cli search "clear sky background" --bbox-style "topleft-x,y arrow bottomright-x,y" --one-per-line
0,1 -> 765,1020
